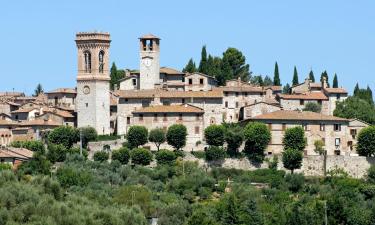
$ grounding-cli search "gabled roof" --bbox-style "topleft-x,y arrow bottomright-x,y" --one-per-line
46,88 -> 77,94
277,92 -> 328,100
213,86 -> 264,93
0,147 -> 33,160
323,88 -> 348,94
185,72 -> 216,80
11,107 -> 38,113
244,100 -> 281,108
133,104 -> 204,114
249,110 -> 349,122
310,83 -> 322,88
160,67 -> 184,75
19,119 -> 61,127
115,89 -> 223,99
40,108 -> 74,118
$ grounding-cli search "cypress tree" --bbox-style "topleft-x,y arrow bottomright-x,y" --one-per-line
207,54 -> 214,76
309,70 -> 315,82
366,86 -> 373,105
110,62 -> 118,90
33,83 -> 44,97
333,73 -> 338,88
292,66 -> 299,86
273,62 -> 281,86
198,45 -> 208,74
354,83 -> 360,96
182,58 -> 197,73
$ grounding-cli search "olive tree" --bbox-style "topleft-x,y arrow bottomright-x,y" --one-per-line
283,126 -> 307,152
126,126 -> 148,149
243,122 -> 271,162
148,128 -> 166,151
204,124 -> 226,146
357,126 -> 375,157
282,148 -> 303,174
166,124 -> 187,151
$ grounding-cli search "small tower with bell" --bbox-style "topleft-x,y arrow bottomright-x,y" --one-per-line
139,34 -> 160,90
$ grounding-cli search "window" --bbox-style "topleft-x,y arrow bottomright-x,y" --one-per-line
132,79 -> 137,86
15,115 -> 19,120
188,79 -> 193,85
282,123 -> 286,131
84,51 -> 91,73
235,102 -> 239,108
182,77 -> 185,82
320,123 -> 325,131
235,92 -> 239,97
139,114 -> 143,121
179,114 -> 183,121
318,100 -> 322,105
350,129 -> 357,137
334,124 -> 341,132
182,98 -> 185,104
336,94 -> 340,100
224,92 -> 228,97
244,92 -> 248,97
85,103 -> 88,107
225,101 -> 228,108
127,117 -> 130,125
348,141 -> 353,150
153,114 -> 158,121
300,99 -> 304,105
302,123 -> 308,131
196,114 -> 200,121
163,113 -> 167,121
163,100 -> 170,106
199,78 -> 204,85
99,51 -> 104,73
54,96 -> 58,105
335,138 -> 341,147
195,126 -> 200,134
142,100 -> 150,107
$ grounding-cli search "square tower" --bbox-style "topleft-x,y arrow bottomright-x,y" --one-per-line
75,32 -> 111,135
139,34 -> 160,90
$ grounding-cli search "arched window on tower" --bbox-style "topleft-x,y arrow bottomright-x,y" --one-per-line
99,51 -> 104,73
84,51 -> 91,73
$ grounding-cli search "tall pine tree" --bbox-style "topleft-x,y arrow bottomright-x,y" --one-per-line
292,66 -> 299,86
33,83 -> 44,97
332,73 -> 338,88
354,83 -> 360,96
273,62 -> 281,86
198,45 -> 208,74
309,70 -> 315,82
110,62 -> 119,90
182,58 -> 197,73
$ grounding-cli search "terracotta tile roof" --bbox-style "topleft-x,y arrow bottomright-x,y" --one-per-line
15,96 -> 36,101
19,119 -> 61,127
214,86 -> 264,93
185,72 -> 216,79
139,34 -> 160,39
133,104 -> 204,113
115,89 -> 223,99
250,110 -> 349,122
160,67 -> 184,75
0,148 -> 33,159
0,120 -> 17,126
324,88 -> 348,94
310,83 -> 322,88
11,107 -> 38,113
5,101 -> 20,106
264,86 -> 282,91
245,99 -> 281,107
46,88 -> 77,94
0,92 -> 24,97
41,108 -> 74,118
277,92 -> 328,100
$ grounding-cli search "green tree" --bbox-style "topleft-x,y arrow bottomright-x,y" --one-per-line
243,122 -> 271,162
354,83 -> 360,96
273,62 -> 281,86
320,70 -> 329,87
250,75 -> 264,86
303,102 -> 322,113
205,146 -> 226,162
183,58 -> 197,73
48,126 -> 78,149
204,124 -> 226,146
334,97 -> 375,124
217,193 -> 241,225
47,144 -> 68,163
148,128 -> 166,151
155,149 -> 177,165
56,165 -> 92,187
17,151 -> 51,175
199,45 -> 208,74
292,66 -> 299,86
283,83 -> 291,94
217,59 -> 233,86
93,151 -> 109,162
111,147 -> 130,164
353,84 -> 374,105
11,140 -> 45,153
187,208 -> 219,225
130,148 -> 153,166
239,199 -> 263,225
283,126 -> 306,151
282,148 -> 303,174
33,83 -> 44,97
222,47 -> 251,82
225,125 -> 243,157
309,69 -> 315,82
79,126 -> 98,148
263,75 -> 273,86
357,126 -> 375,157
127,126 -> 148,149
110,62 -> 124,90
166,124 -> 187,151
333,73 -> 338,88
367,165 -> 375,183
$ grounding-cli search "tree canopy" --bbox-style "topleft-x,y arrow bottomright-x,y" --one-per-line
273,62 -> 281,86
292,66 -> 299,86
334,96 -> 375,125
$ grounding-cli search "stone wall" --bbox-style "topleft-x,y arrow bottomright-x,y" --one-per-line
87,138 -> 124,159
184,154 -> 375,178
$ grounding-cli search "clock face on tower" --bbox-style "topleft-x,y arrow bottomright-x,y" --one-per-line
143,58 -> 152,67
83,86 -> 90,95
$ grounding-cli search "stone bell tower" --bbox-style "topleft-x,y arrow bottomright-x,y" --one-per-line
75,32 -> 111,135
139,34 -> 160,90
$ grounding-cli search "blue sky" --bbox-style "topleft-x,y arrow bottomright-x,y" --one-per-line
0,0 -> 374,95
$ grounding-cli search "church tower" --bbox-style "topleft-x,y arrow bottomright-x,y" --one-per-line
139,34 -> 160,90
75,32 -> 111,135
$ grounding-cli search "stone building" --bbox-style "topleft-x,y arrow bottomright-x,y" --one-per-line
243,110 -> 368,156
45,88 -> 76,110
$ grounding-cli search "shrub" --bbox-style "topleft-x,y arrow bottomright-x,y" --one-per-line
357,126 -> 375,157
204,124 -> 226,146
155,149 -> 177,165
303,102 -> 322,113
48,126 -> 78,149
166,124 -> 187,151
314,140 -> 325,155
17,152 -> 51,175
148,128 -> 166,151
191,151 -> 206,159
0,163 -> 12,171
10,140 -> 45,153
283,126 -> 306,152
243,122 -> 271,162
225,126 -> 243,157
205,146 -> 226,161
97,134 -> 121,141
79,126 -> 98,148
285,173 -> 305,192
127,126 -> 148,149
68,147 -> 88,159
47,144 -> 68,163
93,151 -> 109,162
111,147 -> 130,164
131,148 -> 153,166
56,166 -> 92,188
367,165 -> 375,183
282,148 -> 303,174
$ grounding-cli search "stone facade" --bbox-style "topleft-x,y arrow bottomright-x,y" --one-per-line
139,35 -> 160,90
